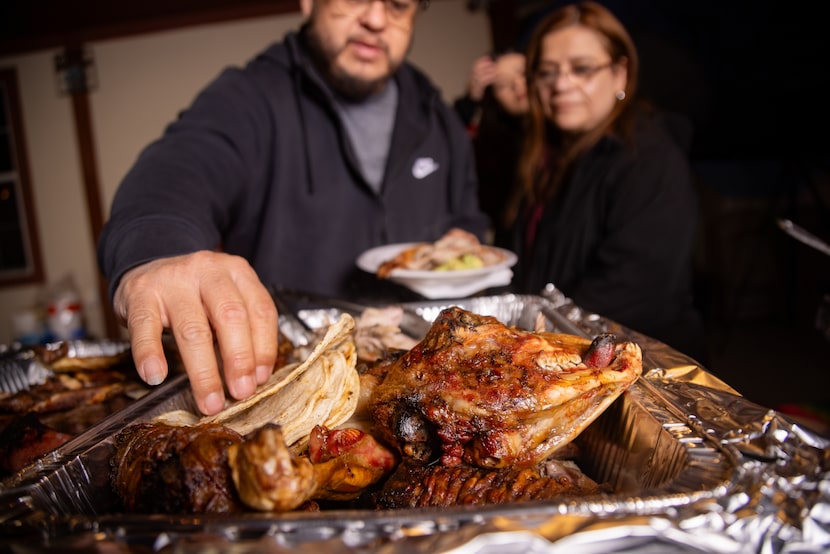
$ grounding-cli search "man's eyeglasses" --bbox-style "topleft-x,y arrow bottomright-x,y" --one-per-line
534,62 -> 613,88
333,0 -> 426,24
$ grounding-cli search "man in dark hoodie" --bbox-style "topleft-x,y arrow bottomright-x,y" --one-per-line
97,0 -> 489,415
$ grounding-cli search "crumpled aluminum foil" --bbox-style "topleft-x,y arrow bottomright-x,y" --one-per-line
505,285 -> 830,554
348,287 -> 830,554
0,288 -> 827,553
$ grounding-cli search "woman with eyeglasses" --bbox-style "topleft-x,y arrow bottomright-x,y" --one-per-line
505,1 -> 708,364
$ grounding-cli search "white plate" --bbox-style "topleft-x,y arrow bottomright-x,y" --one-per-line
356,243 -> 518,299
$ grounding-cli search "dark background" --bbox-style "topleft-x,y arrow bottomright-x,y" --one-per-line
510,0 -> 830,162
494,1 -> 829,417
3,0 -> 828,163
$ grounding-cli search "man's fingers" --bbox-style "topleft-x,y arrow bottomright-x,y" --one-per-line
118,253 -> 228,415
241,278 -> 279,385
125,304 -> 169,387
115,267 -> 170,388
200,255 -> 277,398
167,290 -> 227,415
200,274 -> 258,401
114,251 -> 277,416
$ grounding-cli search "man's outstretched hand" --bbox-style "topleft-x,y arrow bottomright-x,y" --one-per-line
113,251 -> 278,415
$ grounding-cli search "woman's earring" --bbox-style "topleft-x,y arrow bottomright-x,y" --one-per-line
615,90 -> 626,101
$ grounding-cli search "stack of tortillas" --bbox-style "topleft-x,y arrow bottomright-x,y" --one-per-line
157,313 -> 359,448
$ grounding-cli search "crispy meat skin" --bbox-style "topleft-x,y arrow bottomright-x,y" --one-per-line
112,422 -> 397,513
110,309 -> 639,513
229,424 -> 398,511
369,307 -> 642,468
374,459 -> 606,509
112,423 -> 245,513
228,424 -> 316,512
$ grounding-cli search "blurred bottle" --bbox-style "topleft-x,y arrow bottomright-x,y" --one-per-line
10,306 -> 48,345
46,274 -> 87,341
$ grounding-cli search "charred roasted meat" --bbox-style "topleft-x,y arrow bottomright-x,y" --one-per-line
369,307 -> 642,469
31,340 -> 131,372
112,422 -> 397,513
0,366 -> 148,478
0,413 -> 74,473
305,425 -> 398,501
375,458 -> 607,509
228,424 -> 316,512
110,307 -> 643,514
112,422 -> 246,513
0,370 -> 143,414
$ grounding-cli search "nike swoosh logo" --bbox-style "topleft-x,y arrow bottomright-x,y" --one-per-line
412,157 -> 440,179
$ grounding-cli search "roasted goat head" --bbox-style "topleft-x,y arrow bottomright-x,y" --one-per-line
369,307 -> 642,469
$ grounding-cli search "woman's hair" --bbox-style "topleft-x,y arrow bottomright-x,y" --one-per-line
507,1 -> 639,224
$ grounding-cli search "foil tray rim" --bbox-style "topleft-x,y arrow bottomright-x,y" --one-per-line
0,293 -> 744,540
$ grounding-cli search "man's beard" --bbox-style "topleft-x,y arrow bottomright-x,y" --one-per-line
304,24 -> 397,101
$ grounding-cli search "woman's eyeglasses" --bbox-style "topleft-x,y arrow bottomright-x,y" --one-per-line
534,62 -> 613,89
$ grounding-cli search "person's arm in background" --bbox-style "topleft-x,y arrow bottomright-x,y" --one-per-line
452,55 -> 496,134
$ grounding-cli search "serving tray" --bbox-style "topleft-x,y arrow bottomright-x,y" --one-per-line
0,292 -> 826,553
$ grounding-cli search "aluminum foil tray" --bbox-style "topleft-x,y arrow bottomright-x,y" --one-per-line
0,291 -> 827,553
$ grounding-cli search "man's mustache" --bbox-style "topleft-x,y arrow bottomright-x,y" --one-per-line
346,35 -> 389,55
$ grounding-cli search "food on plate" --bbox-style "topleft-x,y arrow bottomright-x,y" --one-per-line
110,306 -> 642,514
369,307 -> 642,468
376,228 -> 507,278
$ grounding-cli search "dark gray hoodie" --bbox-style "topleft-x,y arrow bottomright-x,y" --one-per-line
98,28 -> 489,301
